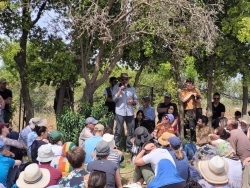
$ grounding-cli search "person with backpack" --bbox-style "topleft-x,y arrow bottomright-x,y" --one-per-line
103,77 -> 117,131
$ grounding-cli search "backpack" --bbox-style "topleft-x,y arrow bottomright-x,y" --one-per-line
182,142 -> 197,160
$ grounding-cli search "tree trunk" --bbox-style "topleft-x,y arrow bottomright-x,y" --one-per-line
56,80 -> 68,117
14,30 -> 34,123
206,55 -> 214,127
242,73 -> 248,115
133,60 -> 148,88
82,83 -> 97,105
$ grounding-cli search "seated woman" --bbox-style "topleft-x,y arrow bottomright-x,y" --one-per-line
154,114 -> 174,138
134,110 -> 145,130
87,140 -> 122,188
168,137 -> 188,181
147,159 -> 185,188
30,125 -> 48,163
88,170 -> 106,188
167,105 -> 179,135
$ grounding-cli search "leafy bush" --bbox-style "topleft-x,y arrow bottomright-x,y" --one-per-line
57,99 -> 114,145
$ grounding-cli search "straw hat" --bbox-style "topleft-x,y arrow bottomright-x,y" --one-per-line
158,132 -> 175,146
239,115 -> 250,125
16,163 -> 50,188
198,156 -> 228,184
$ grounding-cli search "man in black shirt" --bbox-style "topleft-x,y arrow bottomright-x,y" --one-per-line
157,93 -> 178,122
212,92 -> 225,129
0,78 -> 12,123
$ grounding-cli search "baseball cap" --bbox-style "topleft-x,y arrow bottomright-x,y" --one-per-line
0,78 -> 7,83
168,137 -> 182,148
164,93 -> 171,98
0,123 -> 9,129
95,140 -> 110,156
94,124 -> 104,131
0,140 -> 4,149
163,114 -> 174,123
142,96 -> 150,101
49,130 -> 63,141
85,117 -> 98,125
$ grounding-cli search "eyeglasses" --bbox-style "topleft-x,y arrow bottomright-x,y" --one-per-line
121,78 -> 128,81
214,98 -> 220,100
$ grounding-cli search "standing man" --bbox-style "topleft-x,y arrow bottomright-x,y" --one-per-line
0,78 -> 12,123
157,93 -> 178,122
139,96 -> 155,121
212,92 -> 225,129
112,73 -> 138,152
181,78 -> 202,141
103,77 -> 118,131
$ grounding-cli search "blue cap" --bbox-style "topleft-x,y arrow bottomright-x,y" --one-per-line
168,137 -> 181,148
163,114 -> 174,123
0,140 -> 4,149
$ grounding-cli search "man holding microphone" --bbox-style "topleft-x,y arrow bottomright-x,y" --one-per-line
112,73 -> 138,152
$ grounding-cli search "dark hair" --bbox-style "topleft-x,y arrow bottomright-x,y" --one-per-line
213,92 -> 220,97
228,117 -> 239,129
66,147 -> 86,168
88,171 -> 106,188
109,77 -> 117,82
184,180 -> 202,188
167,105 -> 178,117
135,110 -> 145,127
216,127 -> 230,140
186,78 -> 194,84
235,110 -> 241,117
198,115 -> 208,125
140,120 -> 155,134
49,137 -> 60,145
34,125 -> 47,136
136,110 -> 144,118
104,126 -> 113,134
19,162 -> 33,172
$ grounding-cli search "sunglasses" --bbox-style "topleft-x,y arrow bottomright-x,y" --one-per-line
163,116 -> 169,120
121,78 -> 128,81
214,98 -> 220,100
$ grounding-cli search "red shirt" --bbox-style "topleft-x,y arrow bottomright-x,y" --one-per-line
39,163 -> 62,187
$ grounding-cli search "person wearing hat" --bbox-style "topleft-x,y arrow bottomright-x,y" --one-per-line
239,115 -> 249,134
79,117 -> 99,148
103,76 -> 118,131
0,78 -> 12,123
87,140 -> 122,188
198,156 -> 229,187
181,78 -> 202,141
168,137 -> 188,181
49,130 -> 63,156
157,93 -> 178,122
158,131 -> 175,149
154,114 -> 175,138
147,159 -> 185,188
0,140 -> 21,188
84,124 -> 105,165
112,73 -> 138,151
138,96 -> 155,121
37,144 -> 62,187
16,163 -> 51,188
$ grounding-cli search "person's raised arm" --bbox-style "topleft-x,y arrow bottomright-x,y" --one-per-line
112,85 -> 124,102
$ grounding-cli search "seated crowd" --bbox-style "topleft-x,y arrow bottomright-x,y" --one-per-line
1,108 -> 250,187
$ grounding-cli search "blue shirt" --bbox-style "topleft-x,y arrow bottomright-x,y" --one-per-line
84,136 -> 102,165
18,126 -> 32,146
112,84 -> 138,116
169,150 -> 189,181
0,154 -> 15,187
27,131 -> 38,155
138,105 -> 155,120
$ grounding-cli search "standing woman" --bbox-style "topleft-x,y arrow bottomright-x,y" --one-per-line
31,125 -> 48,163
134,110 -> 144,130
167,105 -> 179,135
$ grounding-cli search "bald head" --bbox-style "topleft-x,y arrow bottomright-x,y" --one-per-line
226,117 -> 238,131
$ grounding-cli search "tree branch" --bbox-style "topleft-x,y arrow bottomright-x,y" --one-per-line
31,1 -> 47,27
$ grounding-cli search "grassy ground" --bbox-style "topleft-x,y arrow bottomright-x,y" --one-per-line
120,152 -> 134,185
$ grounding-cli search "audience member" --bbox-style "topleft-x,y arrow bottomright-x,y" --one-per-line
87,140 -> 122,188
0,96 -> 4,123
167,105 -> 179,134
219,117 -> 228,128
79,117 -> 98,148
0,140 -> 21,188
49,130 -> 63,156
134,110 -> 144,130
239,115 -> 249,134
84,124 -> 104,165
112,73 -> 138,151
147,159 -> 185,188
0,78 -> 12,123
50,142 -> 75,177
88,170 -> 107,188
31,125 -> 48,163
184,180 -> 202,188
196,115 -> 214,147
155,114 -> 175,138
226,117 -> 250,162
168,137 -> 188,181
158,131 -> 175,150
58,147 -> 89,187
16,163 -> 50,188
181,78 -> 202,141
138,96 -> 155,121
198,156 -> 230,187
157,93 -> 178,122
37,144 -> 62,187
212,92 -> 225,129
234,110 -> 242,129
